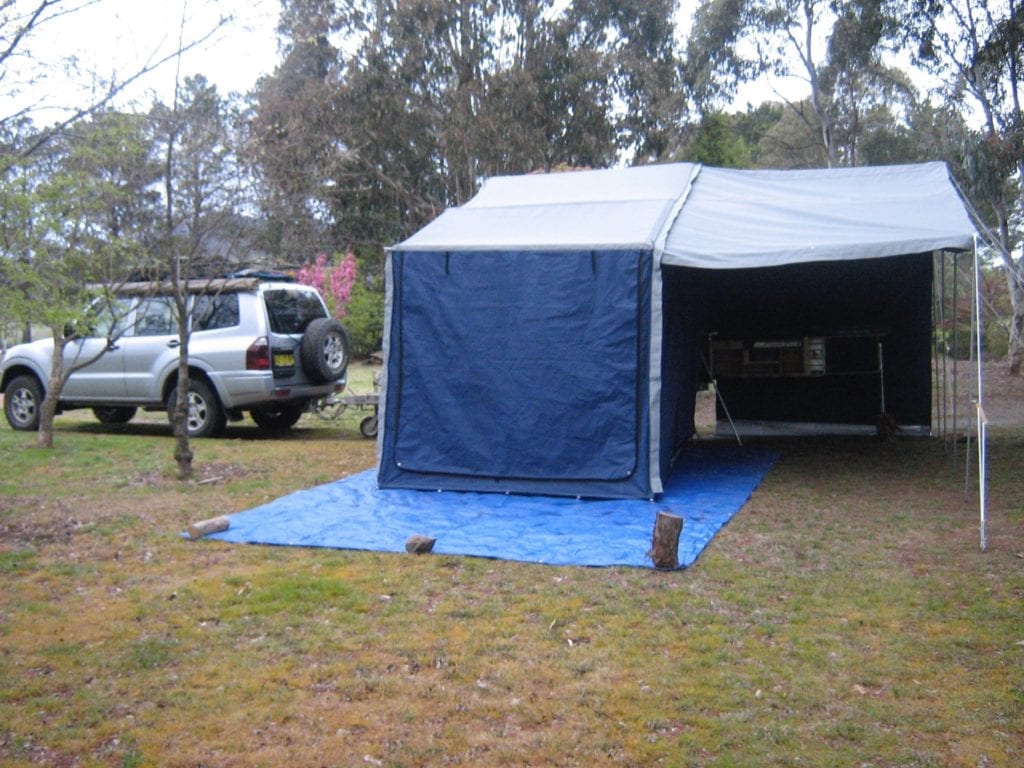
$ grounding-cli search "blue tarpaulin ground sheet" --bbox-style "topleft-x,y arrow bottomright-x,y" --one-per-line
206,444 -> 777,568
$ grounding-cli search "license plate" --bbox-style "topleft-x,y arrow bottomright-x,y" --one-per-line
273,351 -> 294,368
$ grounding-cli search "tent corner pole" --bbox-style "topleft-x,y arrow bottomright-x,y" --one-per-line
952,251 -> 959,469
973,236 -> 987,551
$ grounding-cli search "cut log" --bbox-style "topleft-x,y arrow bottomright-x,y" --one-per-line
648,511 -> 684,570
187,516 -> 230,540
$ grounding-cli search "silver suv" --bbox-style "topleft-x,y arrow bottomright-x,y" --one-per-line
1,278 -> 349,437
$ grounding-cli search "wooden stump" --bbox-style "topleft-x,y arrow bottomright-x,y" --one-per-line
648,511 -> 684,570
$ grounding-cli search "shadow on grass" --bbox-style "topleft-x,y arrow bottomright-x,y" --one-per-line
55,418 -> 372,443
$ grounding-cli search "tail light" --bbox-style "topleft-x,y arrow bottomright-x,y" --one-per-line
246,337 -> 271,370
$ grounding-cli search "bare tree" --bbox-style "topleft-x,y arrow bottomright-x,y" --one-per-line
1,0 -> 225,158
155,21 -> 249,479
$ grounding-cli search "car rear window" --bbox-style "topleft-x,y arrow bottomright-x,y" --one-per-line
263,289 -> 327,334
194,293 -> 240,331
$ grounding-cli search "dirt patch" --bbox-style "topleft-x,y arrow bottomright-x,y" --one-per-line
971,363 -> 1024,425
0,499 -> 84,547
129,461 -> 250,488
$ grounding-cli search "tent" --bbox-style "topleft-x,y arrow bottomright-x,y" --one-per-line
377,162 -> 978,500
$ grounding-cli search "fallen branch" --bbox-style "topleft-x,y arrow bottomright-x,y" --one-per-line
187,516 -> 230,540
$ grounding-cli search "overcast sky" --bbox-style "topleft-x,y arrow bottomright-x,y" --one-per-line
11,0 -> 282,118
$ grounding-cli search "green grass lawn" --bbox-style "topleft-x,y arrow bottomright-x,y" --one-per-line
0,377 -> 1021,767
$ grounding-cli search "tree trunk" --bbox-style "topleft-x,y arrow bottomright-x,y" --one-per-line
649,511 -> 684,570
1007,263 -> 1024,375
1009,159 -> 1024,375
37,331 -> 67,449
172,351 -> 194,480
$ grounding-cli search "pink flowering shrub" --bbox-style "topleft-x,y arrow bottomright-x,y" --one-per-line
296,251 -> 357,318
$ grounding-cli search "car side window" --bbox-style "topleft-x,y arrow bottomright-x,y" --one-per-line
134,298 -> 175,336
86,297 -> 132,339
193,293 -> 240,332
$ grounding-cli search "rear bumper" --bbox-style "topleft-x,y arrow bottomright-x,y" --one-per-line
210,371 -> 346,409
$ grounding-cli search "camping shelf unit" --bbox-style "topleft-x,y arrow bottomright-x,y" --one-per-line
709,333 -> 884,380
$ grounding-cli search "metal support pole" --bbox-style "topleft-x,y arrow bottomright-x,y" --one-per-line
952,252 -> 959,469
973,238 -> 986,551
700,350 -> 742,447
965,253 -> 975,495
940,253 -> 948,442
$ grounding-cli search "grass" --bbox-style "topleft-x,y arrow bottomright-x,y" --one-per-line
0,363 -> 1022,766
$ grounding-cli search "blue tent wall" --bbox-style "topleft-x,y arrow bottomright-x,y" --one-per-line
658,267 -> 704,474
378,249 -> 655,499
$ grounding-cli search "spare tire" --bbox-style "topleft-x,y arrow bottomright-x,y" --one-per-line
300,318 -> 350,383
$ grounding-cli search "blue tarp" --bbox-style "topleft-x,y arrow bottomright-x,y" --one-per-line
207,444 -> 777,568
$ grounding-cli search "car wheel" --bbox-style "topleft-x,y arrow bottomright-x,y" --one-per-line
93,406 -> 137,425
300,318 -> 349,384
3,374 -> 43,431
166,379 -> 226,438
250,403 -> 304,431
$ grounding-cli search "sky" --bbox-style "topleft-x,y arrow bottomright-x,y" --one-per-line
10,0 -> 283,118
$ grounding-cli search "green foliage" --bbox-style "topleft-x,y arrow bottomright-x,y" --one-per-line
344,281 -> 385,358
732,102 -> 784,164
251,0 -> 685,257
0,112 -> 158,334
681,112 -> 752,167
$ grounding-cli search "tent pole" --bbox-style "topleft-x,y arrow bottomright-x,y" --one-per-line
931,254 -> 939,438
952,252 -> 959,470
965,253 -> 975,496
940,252 -> 949,443
973,236 -> 987,551
700,350 -> 742,446
878,341 -> 887,415
932,253 -> 944,442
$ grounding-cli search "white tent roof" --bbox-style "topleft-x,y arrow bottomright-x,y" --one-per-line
665,162 -> 976,268
392,161 -> 976,266
395,162 -> 699,252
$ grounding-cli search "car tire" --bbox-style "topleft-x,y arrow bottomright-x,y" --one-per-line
250,403 -> 305,431
300,318 -> 349,384
3,374 -> 43,431
93,406 -> 137,425
166,379 -> 226,438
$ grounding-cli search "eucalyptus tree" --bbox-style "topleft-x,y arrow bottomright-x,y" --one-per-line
250,0 -> 686,266
905,0 -> 1024,372
248,0 -> 341,261
686,0 -> 902,167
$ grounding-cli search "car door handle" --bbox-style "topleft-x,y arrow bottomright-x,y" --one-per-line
167,339 -> 180,348
107,343 -> 119,351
